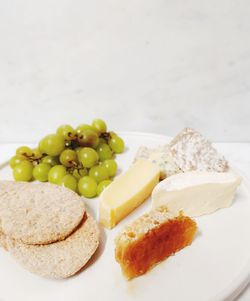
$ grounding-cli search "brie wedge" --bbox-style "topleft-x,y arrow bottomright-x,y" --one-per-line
152,171 -> 241,216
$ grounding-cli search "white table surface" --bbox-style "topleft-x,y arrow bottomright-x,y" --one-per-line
0,141 -> 249,300
0,0 -> 250,143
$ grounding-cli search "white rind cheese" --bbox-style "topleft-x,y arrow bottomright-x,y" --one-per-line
152,171 -> 241,217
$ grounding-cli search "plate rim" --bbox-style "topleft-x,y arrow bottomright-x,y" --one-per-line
0,131 -> 249,301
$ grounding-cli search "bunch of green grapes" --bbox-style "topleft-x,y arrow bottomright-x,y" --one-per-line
9,119 -> 125,198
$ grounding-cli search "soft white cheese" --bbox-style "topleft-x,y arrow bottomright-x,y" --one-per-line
151,171 -> 242,216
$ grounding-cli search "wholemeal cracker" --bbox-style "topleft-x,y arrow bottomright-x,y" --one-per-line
6,213 -> 99,279
0,228 -> 7,251
0,181 -> 85,245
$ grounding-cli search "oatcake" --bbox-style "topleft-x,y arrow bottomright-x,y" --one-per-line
0,181 -> 85,245
0,228 -> 7,251
6,213 -> 99,279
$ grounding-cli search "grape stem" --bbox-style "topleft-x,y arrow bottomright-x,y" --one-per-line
100,132 -> 111,140
66,138 -> 79,150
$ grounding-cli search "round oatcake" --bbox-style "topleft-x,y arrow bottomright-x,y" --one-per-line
0,229 -> 8,251
6,213 -> 99,279
0,181 -> 85,245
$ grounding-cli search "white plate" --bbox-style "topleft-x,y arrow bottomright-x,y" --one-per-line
0,132 -> 249,301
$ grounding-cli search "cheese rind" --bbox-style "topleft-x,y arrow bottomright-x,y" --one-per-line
99,160 -> 160,229
152,171 -> 241,217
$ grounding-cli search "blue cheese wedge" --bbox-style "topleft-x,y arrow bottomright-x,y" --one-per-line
152,171 -> 241,216
134,145 -> 182,179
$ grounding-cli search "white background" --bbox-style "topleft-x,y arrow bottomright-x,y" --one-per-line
0,1 -> 249,300
0,0 -> 250,143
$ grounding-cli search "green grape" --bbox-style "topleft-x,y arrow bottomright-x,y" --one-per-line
16,146 -> 33,157
77,129 -> 99,148
39,134 -> 65,156
48,165 -> 67,184
56,124 -> 76,141
97,180 -> 112,196
76,124 -> 96,135
108,135 -> 125,153
32,148 -> 43,159
9,155 -> 26,169
60,174 -> 77,192
102,159 -> 117,177
72,168 -> 88,180
92,119 -> 107,134
78,147 -> 99,168
96,143 -> 113,161
32,163 -> 51,182
89,165 -> 109,184
13,161 -> 33,182
78,176 -> 97,198
41,155 -> 59,166
59,149 -> 77,167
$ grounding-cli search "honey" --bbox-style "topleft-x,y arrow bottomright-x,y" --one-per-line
115,216 -> 197,279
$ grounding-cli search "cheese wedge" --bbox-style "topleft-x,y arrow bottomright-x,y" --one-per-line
133,145 -> 182,179
99,160 -> 160,229
152,171 -> 241,216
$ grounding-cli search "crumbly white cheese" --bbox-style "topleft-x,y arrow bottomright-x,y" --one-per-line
152,171 -> 241,216
169,128 -> 229,172
133,128 -> 229,179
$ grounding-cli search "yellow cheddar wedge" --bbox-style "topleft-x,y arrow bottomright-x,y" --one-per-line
99,160 -> 160,229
